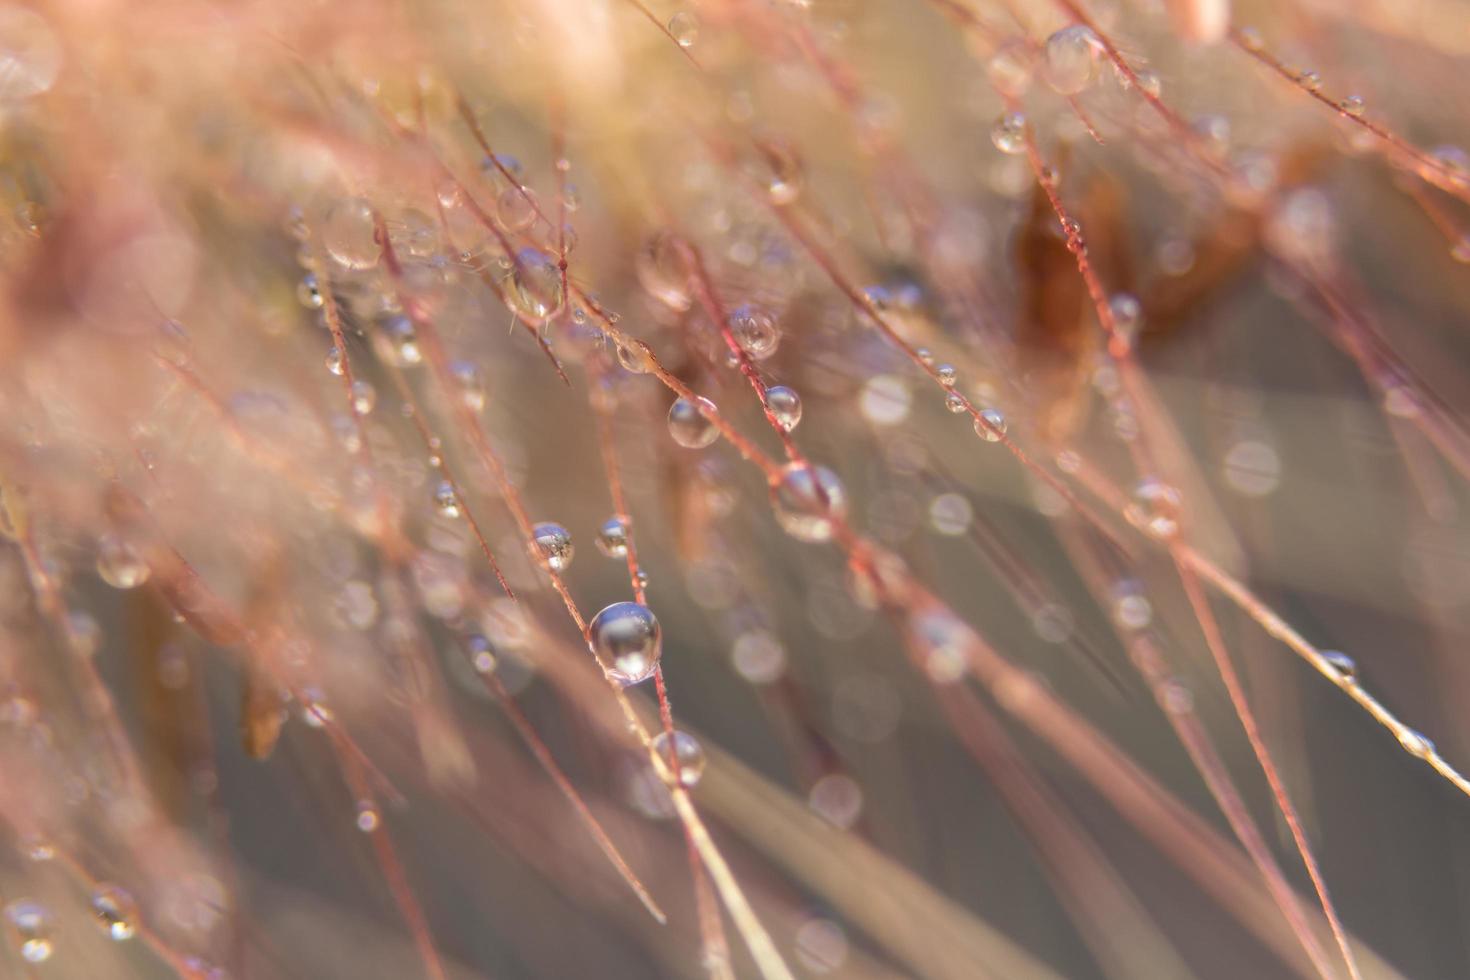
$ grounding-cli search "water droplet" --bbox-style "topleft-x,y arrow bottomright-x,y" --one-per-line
636,231 -> 694,311
507,248 -> 563,322
990,111 -> 1027,155
467,633 -> 497,674
350,380 -> 376,415
944,391 -> 967,413
1127,477 -> 1182,538
297,273 -> 324,309
90,885 -> 138,941
433,480 -> 460,518
652,730 -> 706,786
596,516 -> 630,558
1299,70 -> 1323,92
379,314 -> 422,366
765,385 -> 803,432
756,141 -> 803,205
97,535 -> 150,589
1321,649 -> 1357,682
1043,25 -> 1099,95
1109,292 -> 1141,344
531,522 -> 574,571
1339,94 -> 1365,117
1108,580 -> 1150,630
974,407 -> 1007,442
323,197 -> 380,270
771,462 -> 848,542
911,609 -> 969,683
616,339 -> 654,374
1223,439 -> 1282,497
668,396 -> 721,449
496,186 -> 537,232
355,800 -> 381,832
936,364 -> 958,387
325,345 -> 345,376
449,360 -> 486,411
1398,728 -> 1434,759
6,900 -> 52,963
729,303 -> 780,359
590,602 -> 662,686
1133,68 -> 1162,98
808,773 -> 863,829
668,10 -> 698,47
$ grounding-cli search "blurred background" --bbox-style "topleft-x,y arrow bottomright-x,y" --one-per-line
0,0 -> 1468,976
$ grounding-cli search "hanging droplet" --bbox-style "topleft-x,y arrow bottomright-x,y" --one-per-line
652,730 -> 707,787
6,900 -> 53,963
636,231 -> 694,311
990,111 -> 1027,155
668,396 -> 721,449
323,197 -> 380,270
668,10 -> 698,48
466,633 -> 497,674
590,602 -> 662,686
936,364 -> 957,388
974,407 -> 1007,442
507,248 -> 564,322
1298,70 -> 1323,92
1108,292 -> 1142,345
449,360 -> 486,411
1127,477 -> 1182,538
531,522 -> 574,571
355,800 -> 381,832
771,462 -> 847,542
379,314 -> 422,367
1043,25 -> 1099,95
1339,94 -> 1365,117
433,480 -> 460,518
97,535 -> 150,589
1321,650 -> 1358,683
496,186 -> 537,232
729,304 -> 781,359
756,141 -> 803,205
765,385 -> 803,432
297,273 -> 324,310
90,885 -> 138,942
350,380 -> 376,415
325,345 -> 345,376
596,516 -> 630,559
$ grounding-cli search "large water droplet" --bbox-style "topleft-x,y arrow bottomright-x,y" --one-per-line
771,463 -> 847,542
590,602 -> 662,686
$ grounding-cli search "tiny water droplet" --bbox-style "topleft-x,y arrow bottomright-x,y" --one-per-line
97,535 -> 150,589
531,522 -> 574,571
6,900 -> 53,963
90,885 -> 138,941
765,385 -> 803,432
669,11 -> 698,48
596,516 -> 630,559
433,480 -> 461,519
1043,25 -> 1099,95
652,730 -> 706,787
990,111 -> 1027,155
